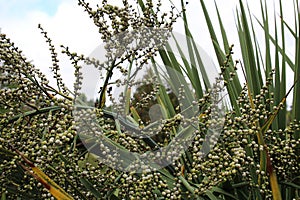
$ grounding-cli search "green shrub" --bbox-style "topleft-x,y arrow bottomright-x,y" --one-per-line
0,0 -> 299,199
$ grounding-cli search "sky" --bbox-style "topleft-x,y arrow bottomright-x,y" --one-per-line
0,0 -> 297,104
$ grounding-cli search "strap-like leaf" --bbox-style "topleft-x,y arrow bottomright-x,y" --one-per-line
12,146 -> 74,200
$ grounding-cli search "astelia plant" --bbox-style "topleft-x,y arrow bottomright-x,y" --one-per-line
0,0 -> 299,200
197,0 -> 300,199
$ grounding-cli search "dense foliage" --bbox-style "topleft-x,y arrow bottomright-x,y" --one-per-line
0,0 -> 299,199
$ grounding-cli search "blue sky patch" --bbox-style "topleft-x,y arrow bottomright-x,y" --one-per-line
0,0 -> 62,19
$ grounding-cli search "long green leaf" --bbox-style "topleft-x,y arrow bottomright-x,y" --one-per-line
292,0 -> 300,140
80,178 -> 102,199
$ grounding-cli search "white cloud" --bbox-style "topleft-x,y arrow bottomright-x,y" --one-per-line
0,0 -> 100,89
